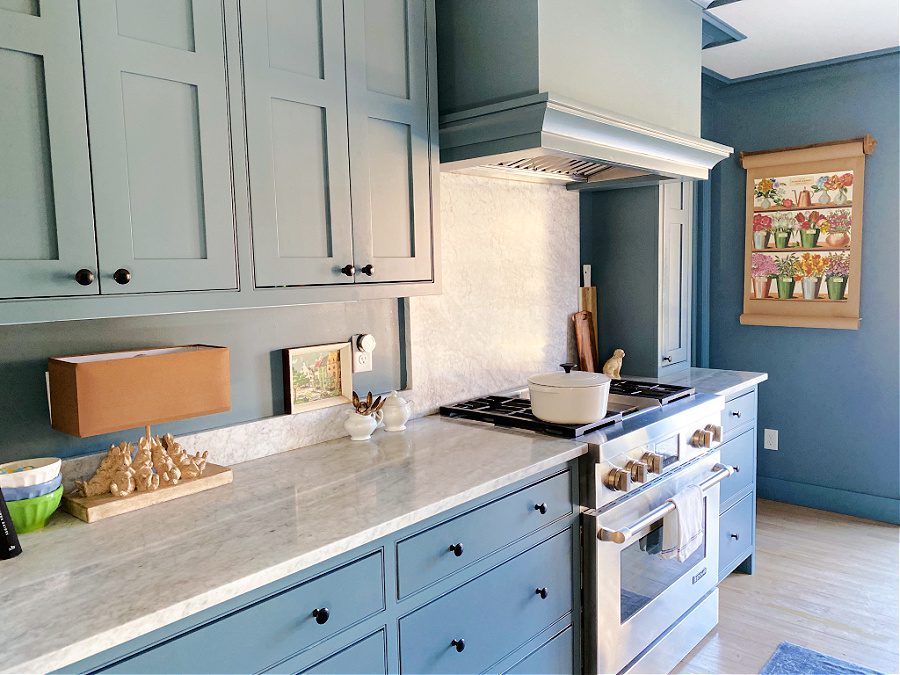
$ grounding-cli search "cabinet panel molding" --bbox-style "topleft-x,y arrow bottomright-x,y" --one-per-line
80,0 -> 237,294
0,5 -> 98,299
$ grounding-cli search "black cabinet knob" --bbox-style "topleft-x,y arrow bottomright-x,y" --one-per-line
113,268 -> 132,285
731,410 -> 741,418
730,533 -> 739,541
448,543 -> 464,557
360,264 -> 374,276
662,356 -> 673,363
74,269 -> 95,286
733,465 -> 740,473
535,587 -> 548,599
451,639 -> 465,653
340,264 -> 356,277
312,607 -> 330,624
534,502 -> 547,515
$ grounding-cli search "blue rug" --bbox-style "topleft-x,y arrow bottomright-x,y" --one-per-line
760,642 -> 884,675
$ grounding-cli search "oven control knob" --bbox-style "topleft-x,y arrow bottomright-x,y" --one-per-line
641,451 -> 664,474
704,424 -> 723,443
604,467 -> 631,492
625,460 -> 648,483
690,429 -> 714,448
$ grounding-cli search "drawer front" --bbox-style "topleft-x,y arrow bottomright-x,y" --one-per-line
399,528 -> 573,675
723,389 -> 757,435
397,470 -> 572,598
719,493 -> 754,577
505,626 -> 574,675
718,428 -> 756,508
266,630 -> 387,675
102,552 -> 385,674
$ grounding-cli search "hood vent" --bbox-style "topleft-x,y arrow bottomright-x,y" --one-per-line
439,94 -> 732,190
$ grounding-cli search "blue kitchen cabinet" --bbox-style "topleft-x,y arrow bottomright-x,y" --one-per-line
79,0 -> 238,294
718,386 -> 759,580
581,182 -> 694,376
61,464 -> 580,675
240,0 -> 355,287
243,0 -> 437,288
0,3 -> 98,299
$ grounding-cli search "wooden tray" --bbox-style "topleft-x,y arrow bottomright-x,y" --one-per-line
62,463 -> 233,523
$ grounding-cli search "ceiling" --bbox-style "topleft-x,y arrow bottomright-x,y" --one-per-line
702,0 -> 900,80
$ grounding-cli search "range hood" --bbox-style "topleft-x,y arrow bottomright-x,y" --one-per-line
439,93 -> 733,190
434,0 -> 733,189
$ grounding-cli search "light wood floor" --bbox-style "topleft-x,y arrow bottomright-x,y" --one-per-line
674,499 -> 900,675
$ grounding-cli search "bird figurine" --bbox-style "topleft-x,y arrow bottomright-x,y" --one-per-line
602,349 -> 625,380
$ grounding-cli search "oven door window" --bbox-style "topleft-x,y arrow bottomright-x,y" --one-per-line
619,507 -> 707,623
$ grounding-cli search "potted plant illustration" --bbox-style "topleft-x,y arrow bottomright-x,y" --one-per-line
771,215 -> 794,249
824,252 -> 850,300
752,214 -> 773,249
833,172 -> 853,204
795,210 -> 825,248
774,254 -> 800,299
754,177 -> 782,209
751,253 -> 778,299
797,252 -> 827,300
810,175 -> 834,204
824,209 -> 852,248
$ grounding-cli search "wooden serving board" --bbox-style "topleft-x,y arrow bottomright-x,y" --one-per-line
62,463 -> 233,523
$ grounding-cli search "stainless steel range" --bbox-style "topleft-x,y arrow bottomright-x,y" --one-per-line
442,381 -> 735,675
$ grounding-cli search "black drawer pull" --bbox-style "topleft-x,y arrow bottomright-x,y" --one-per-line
730,533 -> 740,541
535,587 -> 548,599
534,502 -> 547,514
312,607 -> 330,624
448,543 -> 464,557
451,638 -> 465,652
731,410 -> 741,418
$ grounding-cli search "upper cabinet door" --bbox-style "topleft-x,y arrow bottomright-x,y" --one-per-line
79,0 -> 237,294
659,181 -> 693,368
0,3 -> 98,299
241,0 -> 354,287
344,0 -> 434,283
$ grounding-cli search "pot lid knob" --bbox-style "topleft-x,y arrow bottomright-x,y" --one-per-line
383,390 -> 408,407
560,363 -> 576,373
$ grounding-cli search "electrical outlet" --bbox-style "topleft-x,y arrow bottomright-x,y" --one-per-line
353,350 -> 372,373
764,428 -> 779,451
350,334 -> 375,373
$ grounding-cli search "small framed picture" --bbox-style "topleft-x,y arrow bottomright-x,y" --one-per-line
282,342 -> 353,415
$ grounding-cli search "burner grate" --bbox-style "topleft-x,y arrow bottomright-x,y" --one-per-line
608,380 -> 695,405
439,396 -> 637,438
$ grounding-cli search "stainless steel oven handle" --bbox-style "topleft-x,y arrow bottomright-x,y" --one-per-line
597,463 -> 736,544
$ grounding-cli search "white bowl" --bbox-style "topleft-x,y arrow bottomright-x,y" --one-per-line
0,457 -> 62,489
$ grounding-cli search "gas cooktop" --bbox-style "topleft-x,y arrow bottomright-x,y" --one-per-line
439,379 -> 695,438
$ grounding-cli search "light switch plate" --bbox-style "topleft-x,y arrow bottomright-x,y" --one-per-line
764,428 -> 778,451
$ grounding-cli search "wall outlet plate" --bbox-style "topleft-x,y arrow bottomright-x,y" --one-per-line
350,334 -> 375,373
764,428 -> 778,451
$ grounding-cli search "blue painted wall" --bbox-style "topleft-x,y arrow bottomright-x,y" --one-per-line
702,53 -> 899,523
0,302 -> 401,464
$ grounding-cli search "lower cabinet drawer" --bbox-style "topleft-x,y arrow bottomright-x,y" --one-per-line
266,630 -> 387,675
723,389 -> 757,435
397,470 -> 572,598
718,427 -> 755,509
101,551 -> 385,674
399,528 -> 573,675
719,492 -> 754,577
505,626 -> 573,675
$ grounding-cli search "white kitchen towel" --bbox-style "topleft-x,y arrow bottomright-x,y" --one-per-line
660,484 -> 704,562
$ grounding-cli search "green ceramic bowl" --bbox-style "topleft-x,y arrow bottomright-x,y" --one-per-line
7,484 -> 63,533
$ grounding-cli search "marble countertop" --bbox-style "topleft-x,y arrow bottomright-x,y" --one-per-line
629,367 -> 767,399
2,417 -> 587,674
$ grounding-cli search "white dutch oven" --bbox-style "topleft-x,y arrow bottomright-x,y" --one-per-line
528,364 -> 610,424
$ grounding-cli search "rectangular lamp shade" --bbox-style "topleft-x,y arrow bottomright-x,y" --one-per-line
48,345 -> 231,438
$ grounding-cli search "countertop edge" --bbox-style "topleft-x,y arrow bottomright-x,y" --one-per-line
713,372 -> 768,399
13,440 -> 588,675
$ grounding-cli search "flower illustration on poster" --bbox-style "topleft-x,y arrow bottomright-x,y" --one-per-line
740,135 -> 874,329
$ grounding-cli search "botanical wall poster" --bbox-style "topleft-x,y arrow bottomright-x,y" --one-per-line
740,136 -> 875,330
282,342 -> 353,414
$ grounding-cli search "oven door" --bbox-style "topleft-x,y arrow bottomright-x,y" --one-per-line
585,452 -> 730,675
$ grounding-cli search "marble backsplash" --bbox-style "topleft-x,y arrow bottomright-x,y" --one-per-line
61,173 -> 580,485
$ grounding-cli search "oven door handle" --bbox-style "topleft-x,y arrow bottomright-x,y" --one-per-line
597,463 -> 736,544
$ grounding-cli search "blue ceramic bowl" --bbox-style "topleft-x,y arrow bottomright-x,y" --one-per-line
1,473 -> 62,501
